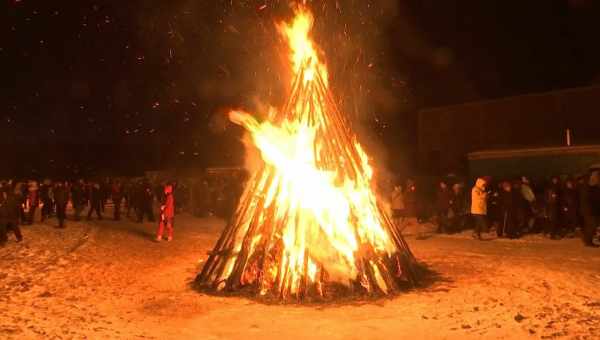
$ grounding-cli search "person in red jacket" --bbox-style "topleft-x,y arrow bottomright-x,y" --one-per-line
156,184 -> 175,242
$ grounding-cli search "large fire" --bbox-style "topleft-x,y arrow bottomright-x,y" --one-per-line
197,8 -> 418,301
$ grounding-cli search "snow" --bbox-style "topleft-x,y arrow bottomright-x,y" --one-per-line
1,211 -> 599,339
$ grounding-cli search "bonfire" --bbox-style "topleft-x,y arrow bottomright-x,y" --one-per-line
196,7 -> 419,301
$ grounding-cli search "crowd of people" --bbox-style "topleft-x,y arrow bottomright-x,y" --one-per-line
0,173 -> 246,247
0,178 -> 179,246
4,169 -> 599,248
391,170 -> 600,247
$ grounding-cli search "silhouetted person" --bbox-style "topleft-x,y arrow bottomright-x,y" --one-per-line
560,179 -> 578,236
25,181 -> 39,225
544,176 -> 561,238
87,183 -> 103,220
449,183 -> 467,232
111,180 -> 123,221
404,179 -> 418,219
71,180 -> 86,221
498,181 -> 518,238
391,184 -> 406,230
54,182 -> 69,228
436,181 -> 452,233
100,178 -> 111,213
39,180 -> 53,222
137,181 -> 154,223
579,171 -> 600,247
0,189 -> 23,246
520,177 -> 537,231
512,180 -> 527,235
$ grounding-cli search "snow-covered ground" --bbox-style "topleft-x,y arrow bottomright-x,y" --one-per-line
1,211 -> 599,339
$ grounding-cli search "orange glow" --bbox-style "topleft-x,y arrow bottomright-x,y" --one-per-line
198,7 -> 416,299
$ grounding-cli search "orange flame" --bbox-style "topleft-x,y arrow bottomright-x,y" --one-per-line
198,7 -> 416,299
276,9 -> 328,85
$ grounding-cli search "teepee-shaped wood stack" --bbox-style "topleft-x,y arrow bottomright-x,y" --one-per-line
196,10 -> 419,302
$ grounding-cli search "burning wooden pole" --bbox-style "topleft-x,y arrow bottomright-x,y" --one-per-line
195,7 -> 420,302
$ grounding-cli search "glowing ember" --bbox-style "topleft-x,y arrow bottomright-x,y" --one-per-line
197,7 -> 418,300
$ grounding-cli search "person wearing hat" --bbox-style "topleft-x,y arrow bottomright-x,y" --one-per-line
156,184 -> 175,242
471,178 -> 488,240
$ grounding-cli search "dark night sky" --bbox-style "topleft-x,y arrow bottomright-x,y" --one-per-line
2,0 -> 600,177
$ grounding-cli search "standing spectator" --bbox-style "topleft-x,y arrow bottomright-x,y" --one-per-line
100,178 -> 111,213
449,183 -> 467,232
111,180 -> 124,221
436,180 -> 452,233
125,180 -> 136,219
498,181 -> 517,238
487,181 -> 502,231
544,176 -> 561,239
199,179 -> 210,217
54,181 -> 69,228
471,178 -> 488,240
512,180 -> 528,235
404,179 -> 418,219
521,177 -> 536,231
156,184 -> 175,242
560,178 -> 578,237
25,181 -> 39,225
579,171 -> 600,247
0,188 -> 23,246
87,182 -> 103,220
391,183 -> 406,229
39,179 -> 53,222
71,180 -> 86,221
138,180 -> 155,223
13,182 -> 26,224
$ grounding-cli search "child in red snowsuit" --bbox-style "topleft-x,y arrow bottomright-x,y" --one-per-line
156,184 -> 175,242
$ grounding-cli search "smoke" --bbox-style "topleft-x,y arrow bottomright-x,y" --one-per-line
132,0 -> 442,176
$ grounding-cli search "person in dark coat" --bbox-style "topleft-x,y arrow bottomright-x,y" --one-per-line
579,171 -> 600,247
87,183 -> 103,220
512,180 -> 527,236
111,180 -> 123,221
137,180 -> 155,223
498,181 -> 518,238
404,179 -> 418,219
435,180 -> 452,233
100,178 -> 111,213
71,180 -> 85,221
560,178 -> 578,237
449,183 -> 467,232
0,189 -> 23,246
39,180 -> 53,222
544,176 -> 561,239
125,180 -> 136,218
54,181 -> 69,228
25,181 -> 39,225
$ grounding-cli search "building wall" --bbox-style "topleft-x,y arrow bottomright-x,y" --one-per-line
418,85 -> 600,175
